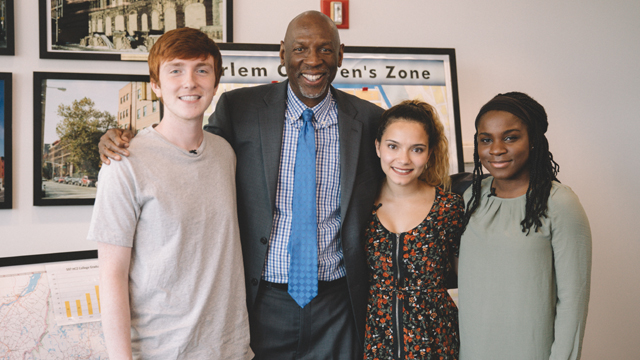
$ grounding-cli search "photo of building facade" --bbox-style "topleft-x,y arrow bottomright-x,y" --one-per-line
50,0 -> 225,52
117,81 -> 160,131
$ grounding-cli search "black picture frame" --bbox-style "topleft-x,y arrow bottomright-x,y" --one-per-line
0,0 -> 15,55
0,250 -> 97,267
39,0 -> 233,61
0,72 -> 12,209
34,71 -> 154,206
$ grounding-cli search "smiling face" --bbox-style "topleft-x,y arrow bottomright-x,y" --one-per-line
151,56 -> 218,123
477,110 -> 531,187
280,12 -> 344,108
376,119 -> 431,188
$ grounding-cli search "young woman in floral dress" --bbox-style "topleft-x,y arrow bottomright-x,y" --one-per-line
363,100 -> 463,360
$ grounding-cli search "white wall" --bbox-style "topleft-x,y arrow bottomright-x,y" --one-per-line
2,0 -> 638,358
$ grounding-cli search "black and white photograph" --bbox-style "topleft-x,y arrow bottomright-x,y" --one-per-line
40,0 -> 232,61
0,0 -> 15,55
34,72 -> 154,205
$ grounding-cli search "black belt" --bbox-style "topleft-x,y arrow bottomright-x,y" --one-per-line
263,277 -> 346,293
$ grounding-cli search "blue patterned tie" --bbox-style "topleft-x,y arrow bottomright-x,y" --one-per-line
288,108 -> 318,308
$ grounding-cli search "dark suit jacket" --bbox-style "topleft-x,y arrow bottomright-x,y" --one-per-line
204,81 -> 384,343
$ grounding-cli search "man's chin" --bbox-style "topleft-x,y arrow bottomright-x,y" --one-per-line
299,84 -> 329,101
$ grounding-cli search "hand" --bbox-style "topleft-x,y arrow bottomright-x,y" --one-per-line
99,128 -> 134,164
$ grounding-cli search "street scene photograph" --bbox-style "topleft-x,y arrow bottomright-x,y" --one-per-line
40,78 -> 155,200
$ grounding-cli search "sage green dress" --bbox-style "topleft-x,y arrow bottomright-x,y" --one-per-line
458,177 -> 591,360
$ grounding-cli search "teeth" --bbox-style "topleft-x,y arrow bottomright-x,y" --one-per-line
393,167 -> 411,174
303,74 -> 321,81
180,96 -> 200,101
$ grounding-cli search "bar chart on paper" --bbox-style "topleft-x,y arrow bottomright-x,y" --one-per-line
46,260 -> 101,326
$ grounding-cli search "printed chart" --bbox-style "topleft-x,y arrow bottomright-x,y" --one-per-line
46,260 -> 101,325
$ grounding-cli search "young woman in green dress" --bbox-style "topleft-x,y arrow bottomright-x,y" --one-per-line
458,92 -> 591,360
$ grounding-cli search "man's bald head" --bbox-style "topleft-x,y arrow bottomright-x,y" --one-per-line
284,11 -> 341,50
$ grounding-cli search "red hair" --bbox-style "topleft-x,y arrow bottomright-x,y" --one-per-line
148,28 -> 222,88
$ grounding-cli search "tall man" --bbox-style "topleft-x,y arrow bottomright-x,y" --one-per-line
100,11 -> 384,359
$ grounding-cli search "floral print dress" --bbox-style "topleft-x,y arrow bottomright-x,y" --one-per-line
364,187 -> 464,360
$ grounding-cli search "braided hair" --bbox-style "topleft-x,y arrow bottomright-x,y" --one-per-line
463,92 -> 560,234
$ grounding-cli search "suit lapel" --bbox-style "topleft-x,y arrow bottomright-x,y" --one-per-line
334,89 -> 363,222
258,82 -> 288,211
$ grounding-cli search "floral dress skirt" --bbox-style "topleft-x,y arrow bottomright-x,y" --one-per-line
363,187 -> 464,360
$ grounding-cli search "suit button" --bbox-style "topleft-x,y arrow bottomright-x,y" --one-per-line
251,278 -> 259,286
260,237 -> 268,244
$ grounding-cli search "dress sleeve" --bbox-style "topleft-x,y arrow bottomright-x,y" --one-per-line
87,159 -> 141,247
548,186 -> 592,360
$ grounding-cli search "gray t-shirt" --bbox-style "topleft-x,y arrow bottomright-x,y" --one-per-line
88,127 -> 252,359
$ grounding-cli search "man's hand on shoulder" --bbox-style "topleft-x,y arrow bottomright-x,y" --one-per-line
99,128 -> 134,165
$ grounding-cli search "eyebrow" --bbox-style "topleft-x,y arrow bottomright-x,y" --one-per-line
165,60 -> 213,67
478,129 -> 522,136
384,139 -> 427,147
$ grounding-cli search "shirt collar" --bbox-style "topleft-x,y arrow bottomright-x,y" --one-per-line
286,83 -> 335,128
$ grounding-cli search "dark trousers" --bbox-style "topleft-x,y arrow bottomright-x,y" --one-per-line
250,278 -> 361,360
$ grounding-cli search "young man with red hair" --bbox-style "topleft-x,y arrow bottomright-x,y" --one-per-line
88,28 -> 252,359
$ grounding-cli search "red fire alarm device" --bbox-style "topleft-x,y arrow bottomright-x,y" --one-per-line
321,0 -> 349,29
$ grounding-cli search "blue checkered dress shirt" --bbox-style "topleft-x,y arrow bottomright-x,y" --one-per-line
262,85 -> 345,283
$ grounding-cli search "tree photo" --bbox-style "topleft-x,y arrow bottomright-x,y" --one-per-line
56,97 -> 118,177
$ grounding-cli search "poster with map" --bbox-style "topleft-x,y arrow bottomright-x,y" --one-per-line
0,260 -> 107,359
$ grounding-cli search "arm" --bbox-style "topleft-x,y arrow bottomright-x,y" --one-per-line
548,186 -> 592,360
99,128 -> 135,164
98,242 -> 133,360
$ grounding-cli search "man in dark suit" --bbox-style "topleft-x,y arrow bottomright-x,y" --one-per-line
100,11 -> 383,359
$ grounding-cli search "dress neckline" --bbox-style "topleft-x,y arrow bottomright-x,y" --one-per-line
374,186 -> 442,235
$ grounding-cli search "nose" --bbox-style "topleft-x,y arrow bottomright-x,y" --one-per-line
397,149 -> 411,164
489,141 -> 506,155
304,49 -> 322,67
183,71 -> 197,88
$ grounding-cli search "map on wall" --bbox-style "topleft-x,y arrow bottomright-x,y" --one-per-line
0,260 -> 107,359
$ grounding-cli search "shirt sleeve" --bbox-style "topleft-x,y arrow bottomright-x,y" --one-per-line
87,158 -> 141,247
548,185 -> 592,360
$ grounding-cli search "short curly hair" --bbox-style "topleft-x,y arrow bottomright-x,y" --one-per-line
148,27 -> 222,88
376,99 -> 451,190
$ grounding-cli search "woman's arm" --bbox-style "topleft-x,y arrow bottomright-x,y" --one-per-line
98,242 -> 134,360
548,186 -> 592,360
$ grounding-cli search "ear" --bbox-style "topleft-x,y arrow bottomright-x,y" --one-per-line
150,80 -> 162,99
375,139 -> 381,158
279,41 -> 286,65
337,43 -> 345,67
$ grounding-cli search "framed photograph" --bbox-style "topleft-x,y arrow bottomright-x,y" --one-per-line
0,0 -> 15,55
34,72 -> 156,206
39,0 -> 233,61
0,72 -> 12,209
